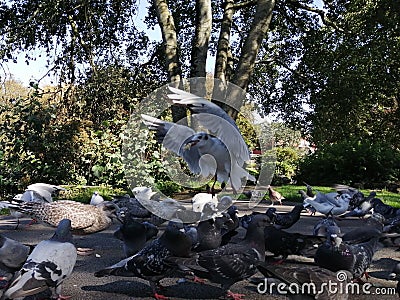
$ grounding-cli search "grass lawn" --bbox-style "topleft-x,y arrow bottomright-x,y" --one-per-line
270,185 -> 400,208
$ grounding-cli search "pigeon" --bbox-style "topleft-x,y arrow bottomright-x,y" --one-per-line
267,186 -> 284,205
265,204 -> 304,230
315,228 -> 380,280
298,189 -> 309,200
220,205 -> 240,245
0,200 -> 119,234
165,214 -> 272,300
341,191 -> 376,218
114,218 -> 159,257
313,215 -> 341,236
112,194 -> 151,219
141,87 -> 255,194
0,235 -> 33,281
371,198 -> 400,219
132,186 -> 157,202
95,219 -> 193,300
2,219 -> 77,300
7,183 -> 66,229
90,191 -> 105,206
256,263 -> 352,300
191,193 -> 218,213
304,193 -> 351,216
22,183 -> 66,203
388,261 -> 400,297
304,182 -> 315,197
264,226 -> 323,262
193,213 -> 233,251
383,214 -> 400,233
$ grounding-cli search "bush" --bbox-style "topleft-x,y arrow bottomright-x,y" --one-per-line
296,139 -> 400,186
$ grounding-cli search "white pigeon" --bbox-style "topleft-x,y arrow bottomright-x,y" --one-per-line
90,191 -> 105,206
132,186 -> 157,202
8,183 -> 66,229
192,193 -> 218,213
304,193 -> 351,216
141,118 -> 254,195
2,219 -> 77,300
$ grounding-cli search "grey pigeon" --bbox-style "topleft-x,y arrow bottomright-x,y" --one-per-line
193,213 -> 233,251
304,181 -> 315,197
0,235 -> 32,281
313,215 -> 341,236
264,226 -> 324,262
114,218 -> 159,257
304,193 -> 351,216
341,191 -> 376,218
266,204 -> 304,229
315,228 -> 380,280
165,214 -> 272,300
2,219 -> 76,300
220,205 -> 239,246
95,219 -> 193,300
371,198 -> 400,219
112,194 -> 151,219
1,200 -> 119,234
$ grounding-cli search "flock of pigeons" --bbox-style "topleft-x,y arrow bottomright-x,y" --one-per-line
0,182 -> 399,300
0,86 -> 399,299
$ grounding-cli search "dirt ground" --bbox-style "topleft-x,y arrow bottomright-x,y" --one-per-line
1,200 -> 399,300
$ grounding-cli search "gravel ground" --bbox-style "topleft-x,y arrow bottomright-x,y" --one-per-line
1,201 -> 399,300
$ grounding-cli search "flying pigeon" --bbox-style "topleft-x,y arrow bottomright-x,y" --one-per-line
165,214 -> 272,300
90,191 -> 105,206
95,219 -> 193,300
0,200 -> 119,234
114,217 -> 159,257
141,87 -> 255,194
0,235 -> 33,282
2,219 -> 77,300
267,186 -> 284,205
191,193 -> 218,213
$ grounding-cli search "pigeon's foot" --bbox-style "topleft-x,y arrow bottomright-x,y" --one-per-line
225,290 -> 245,300
192,276 -> 206,284
76,247 -> 95,256
154,292 -> 168,300
25,218 -> 38,228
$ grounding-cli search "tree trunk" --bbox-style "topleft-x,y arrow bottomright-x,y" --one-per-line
153,0 -> 186,122
214,0 -> 234,84
227,0 -> 276,119
190,0 -> 212,98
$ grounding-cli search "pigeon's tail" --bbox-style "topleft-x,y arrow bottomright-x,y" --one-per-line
94,257 -> 136,277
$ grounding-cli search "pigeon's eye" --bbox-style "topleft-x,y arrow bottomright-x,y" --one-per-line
204,135 -> 208,140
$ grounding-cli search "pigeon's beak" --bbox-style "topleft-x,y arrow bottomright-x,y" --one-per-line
184,139 -> 200,150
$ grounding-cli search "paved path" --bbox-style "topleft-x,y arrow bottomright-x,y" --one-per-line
1,201 -> 399,299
